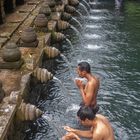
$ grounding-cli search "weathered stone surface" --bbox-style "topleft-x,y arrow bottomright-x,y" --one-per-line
50,12 -> 61,21
18,5 -> 36,13
0,59 -> 24,69
0,103 -> 16,140
0,0 -> 45,139
6,12 -> 28,23
2,42 -> 21,62
44,33 -> 51,45
0,70 -> 22,96
0,37 -> 8,48
27,0 -> 40,5
19,39 -> 39,48
0,23 -> 19,38
47,20 -> 57,31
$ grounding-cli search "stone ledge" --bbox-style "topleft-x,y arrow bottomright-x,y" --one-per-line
0,103 -> 16,140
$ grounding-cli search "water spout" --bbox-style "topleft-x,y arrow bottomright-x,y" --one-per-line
81,0 -> 91,10
53,76 -> 71,95
70,16 -> 83,29
60,54 -> 75,81
75,10 -> 84,22
70,25 -> 82,39
78,3 -> 89,16
65,37 -> 74,49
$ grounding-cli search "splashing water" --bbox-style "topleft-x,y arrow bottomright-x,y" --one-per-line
85,24 -> 102,29
65,37 -> 74,50
85,44 -> 103,50
75,9 -> 85,22
81,0 -> 91,10
84,34 -> 102,39
79,3 -> 89,16
66,103 -> 80,113
42,114 -> 64,138
71,17 -> 83,29
60,54 -> 75,81
53,76 -> 70,95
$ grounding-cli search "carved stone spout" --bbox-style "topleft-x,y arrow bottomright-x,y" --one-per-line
65,5 -> 76,13
17,101 -> 43,121
44,46 -> 60,58
51,32 -> 65,42
32,68 -> 53,83
61,12 -> 72,21
57,20 -> 70,31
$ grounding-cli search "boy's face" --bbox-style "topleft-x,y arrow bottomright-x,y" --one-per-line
76,66 -> 84,78
78,117 -> 90,126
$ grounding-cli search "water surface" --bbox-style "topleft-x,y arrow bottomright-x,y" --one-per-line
24,0 -> 140,140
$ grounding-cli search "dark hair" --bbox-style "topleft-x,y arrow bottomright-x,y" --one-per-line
77,106 -> 95,121
78,62 -> 91,73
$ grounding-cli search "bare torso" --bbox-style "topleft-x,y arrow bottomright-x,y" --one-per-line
91,114 -> 114,140
84,76 -> 100,107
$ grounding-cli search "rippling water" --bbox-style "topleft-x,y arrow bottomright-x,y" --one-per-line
24,0 -> 140,140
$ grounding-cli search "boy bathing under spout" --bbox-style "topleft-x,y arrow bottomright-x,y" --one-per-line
75,61 -> 100,113
62,106 -> 115,140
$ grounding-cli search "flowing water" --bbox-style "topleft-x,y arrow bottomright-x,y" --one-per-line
78,3 -> 89,16
70,17 -> 83,30
24,0 -> 140,140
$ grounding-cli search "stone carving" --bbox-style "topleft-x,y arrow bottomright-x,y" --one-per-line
9,90 -> 21,104
20,27 -> 38,47
52,5 -> 64,12
57,20 -> 70,31
21,27 -> 37,43
51,32 -> 65,42
32,68 -> 53,83
65,5 -> 76,13
61,12 -> 72,21
43,0 -> 56,8
0,80 -> 5,103
44,46 -> 60,58
68,0 -> 79,6
17,101 -> 43,121
54,0 -> 63,5
39,4 -> 51,16
2,42 -> 21,62
34,14 -> 48,27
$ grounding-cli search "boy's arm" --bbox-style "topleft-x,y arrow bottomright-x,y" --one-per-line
64,126 -> 93,139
